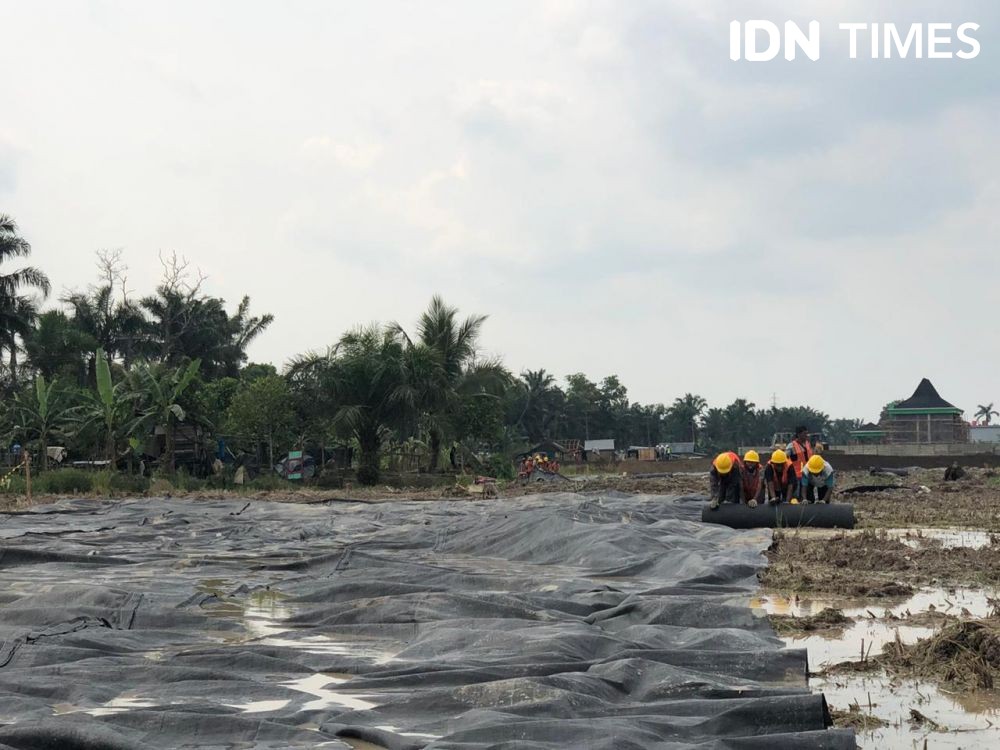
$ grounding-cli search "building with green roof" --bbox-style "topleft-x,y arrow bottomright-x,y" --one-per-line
879,378 -> 968,444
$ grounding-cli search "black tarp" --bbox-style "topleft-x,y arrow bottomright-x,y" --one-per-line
0,493 -> 854,749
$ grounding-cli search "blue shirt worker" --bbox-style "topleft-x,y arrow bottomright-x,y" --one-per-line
801,455 -> 835,504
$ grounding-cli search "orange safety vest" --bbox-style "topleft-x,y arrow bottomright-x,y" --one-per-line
741,464 -> 762,501
768,461 -> 794,489
788,439 -> 813,479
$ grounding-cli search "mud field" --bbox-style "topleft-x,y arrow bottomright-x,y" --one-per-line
756,468 -> 1000,748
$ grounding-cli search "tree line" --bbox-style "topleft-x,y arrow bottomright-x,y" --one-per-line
0,215 -> 863,484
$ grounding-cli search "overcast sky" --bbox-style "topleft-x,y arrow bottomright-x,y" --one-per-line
1,0 -> 997,421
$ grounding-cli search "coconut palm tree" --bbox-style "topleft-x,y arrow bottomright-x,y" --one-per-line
517,369 -> 564,443
975,403 -> 999,425
287,325 -> 423,485
391,296 -> 508,471
0,216 -> 51,388
63,284 -> 146,378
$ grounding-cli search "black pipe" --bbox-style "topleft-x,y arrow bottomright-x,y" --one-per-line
701,502 -> 855,529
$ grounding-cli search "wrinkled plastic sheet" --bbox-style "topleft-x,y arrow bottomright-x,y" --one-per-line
0,493 -> 854,749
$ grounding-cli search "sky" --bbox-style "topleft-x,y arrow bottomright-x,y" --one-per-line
1,0 -> 997,421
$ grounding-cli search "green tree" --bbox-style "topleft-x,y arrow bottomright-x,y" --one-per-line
225,375 -> 295,467
667,393 -> 707,442
74,349 -> 133,463
392,296 -> 507,472
24,310 -> 97,384
140,254 -> 273,378
8,375 -> 77,471
0,215 -> 51,389
976,403 -> 999,425
129,359 -> 202,475
287,325 -> 421,485
515,369 -> 565,443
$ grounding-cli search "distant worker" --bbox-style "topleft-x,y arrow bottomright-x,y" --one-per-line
801,454 -> 835,504
708,451 -> 744,510
786,425 -> 814,481
944,462 -> 966,481
760,449 -> 797,505
741,450 -> 763,508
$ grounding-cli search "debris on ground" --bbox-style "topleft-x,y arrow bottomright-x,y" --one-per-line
880,618 -> 1000,691
770,607 -> 851,633
762,528 -> 1000,594
829,704 -> 889,731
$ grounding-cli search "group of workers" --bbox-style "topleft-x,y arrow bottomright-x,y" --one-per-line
708,426 -> 835,510
518,453 -> 561,479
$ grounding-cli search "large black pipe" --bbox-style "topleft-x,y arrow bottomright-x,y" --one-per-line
701,502 -> 855,529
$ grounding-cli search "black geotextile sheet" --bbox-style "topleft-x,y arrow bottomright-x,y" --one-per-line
0,492 -> 854,750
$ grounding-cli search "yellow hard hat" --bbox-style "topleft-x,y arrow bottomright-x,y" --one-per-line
770,449 -> 788,464
790,497 -> 800,505
806,455 -> 825,474
743,450 -> 760,464
714,453 -> 734,475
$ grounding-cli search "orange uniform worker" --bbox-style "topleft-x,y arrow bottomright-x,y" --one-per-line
758,449 -> 798,505
785,426 -> 814,481
708,451 -> 744,510
740,451 -> 763,508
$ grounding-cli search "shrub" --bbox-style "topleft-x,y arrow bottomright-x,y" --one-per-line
246,473 -> 292,491
109,473 -> 151,495
36,469 -> 94,494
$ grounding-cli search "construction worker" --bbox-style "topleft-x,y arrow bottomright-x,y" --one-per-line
759,449 -> 797,505
801,454 -> 835,504
741,450 -> 763,508
786,426 -> 814,481
708,451 -> 743,510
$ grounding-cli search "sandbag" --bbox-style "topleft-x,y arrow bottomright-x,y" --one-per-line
702,502 -> 855,529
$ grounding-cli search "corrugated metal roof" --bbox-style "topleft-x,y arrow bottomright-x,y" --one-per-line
584,439 -> 615,451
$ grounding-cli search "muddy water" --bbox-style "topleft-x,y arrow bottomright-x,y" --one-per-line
753,587 -> 1000,748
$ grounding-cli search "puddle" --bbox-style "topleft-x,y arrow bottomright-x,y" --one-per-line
890,528 -> 993,550
284,673 -> 377,712
819,673 -> 1000,749
755,586 -> 1000,748
754,587 -> 997,671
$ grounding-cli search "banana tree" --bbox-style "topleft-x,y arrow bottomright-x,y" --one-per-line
73,349 -> 133,464
129,359 -> 201,475
9,375 -> 76,471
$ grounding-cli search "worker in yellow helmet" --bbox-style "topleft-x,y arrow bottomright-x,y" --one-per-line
760,449 -> 797,505
741,450 -> 763,508
801,454 -> 836,504
708,451 -> 743,510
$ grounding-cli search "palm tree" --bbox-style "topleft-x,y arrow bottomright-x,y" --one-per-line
670,393 -> 708,442
63,284 -> 146,377
518,369 -> 563,443
287,325 -> 421,485
0,216 -> 51,388
0,295 -> 41,388
23,310 -> 97,384
976,403 -> 999,425
391,296 -> 507,471
128,359 -> 201,475
8,375 -> 77,471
